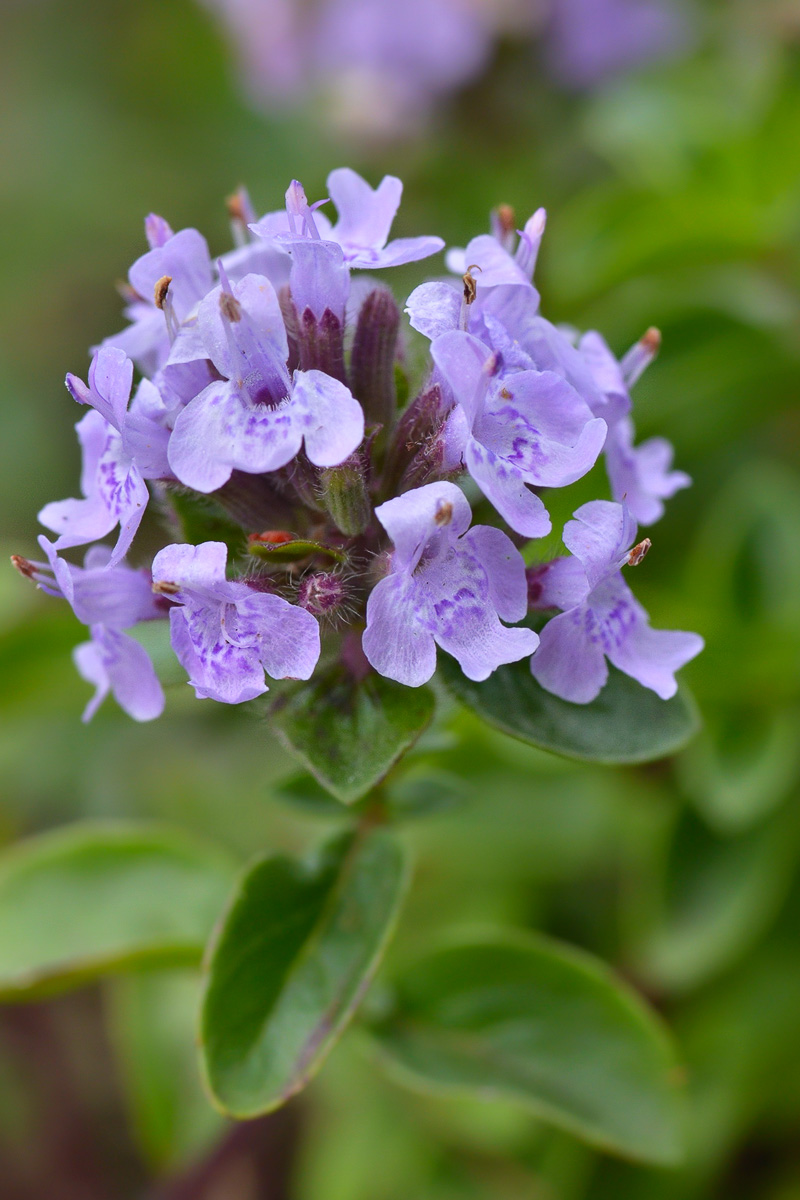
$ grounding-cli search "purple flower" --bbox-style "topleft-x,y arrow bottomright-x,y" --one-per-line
605,416 -> 690,525
167,270 -> 364,492
431,330 -> 607,537
362,481 -> 538,686
30,539 -> 165,722
101,216 -> 214,376
528,500 -> 703,702
249,170 -> 444,319
578,327 -> 690,524
151,541 -> 321,703
38,348 -> 164,568
407,208 -> 546,350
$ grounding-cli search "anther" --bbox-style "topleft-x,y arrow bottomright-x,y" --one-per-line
462,263 -> 482,306
152,579 -> 180,595
10,554 -> 36,578
627,539 -> 652,566
434,500 -> 453,527
154,275 -> 172,310
219,292 -> 242,323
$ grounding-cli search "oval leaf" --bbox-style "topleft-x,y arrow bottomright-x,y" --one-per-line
369,933 -> 684,1165
271,668 -> 435,803
440,658 -> 699,764
200,826 -> 410,1118
0,822 -> 237,1000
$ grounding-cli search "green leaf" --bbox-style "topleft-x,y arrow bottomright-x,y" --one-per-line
440,658 -> 699,765
200,826 -> 410,1118
369,933 -> 684,1165
110,970 -> 224,1171
271,668 -> 436,803
0,822 -> 237,1000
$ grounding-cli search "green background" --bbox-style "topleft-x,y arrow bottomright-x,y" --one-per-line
1,1 -> 800,1196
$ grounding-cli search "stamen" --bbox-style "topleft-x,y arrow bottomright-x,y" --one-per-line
10,554 -> 36,578
491,204 -> 516,252
621,327 -> 661,389
434,500 -> 453,527
627,538 -> 652,566
152,579 -> 180,595
459,264 -> 483,330
219,292 -> 242,323
462,264 -> 482,306
154,276 -> 172,310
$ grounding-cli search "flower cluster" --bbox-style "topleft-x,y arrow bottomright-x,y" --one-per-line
14,166 -> 702,721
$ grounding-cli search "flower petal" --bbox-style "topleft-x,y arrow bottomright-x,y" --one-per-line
362,574 -> 438,687
530,608 -> 609,703
291,370 -> 365,467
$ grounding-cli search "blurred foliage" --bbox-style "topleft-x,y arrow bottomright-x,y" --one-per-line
1,0 -> 800,1196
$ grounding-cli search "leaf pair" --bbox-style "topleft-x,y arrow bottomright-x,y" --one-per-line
0,821 -> 684,1164
272,662 -> 699,811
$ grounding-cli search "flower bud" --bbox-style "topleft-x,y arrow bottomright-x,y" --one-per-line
319,455 -> 371,537
349,286 -> 400,431
297,571 -> 349,619
296,307 -> 347,382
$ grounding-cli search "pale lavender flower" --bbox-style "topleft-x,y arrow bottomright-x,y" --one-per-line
605,416 -> 690,525
362,481 -> 538,686
579,328 -> 690,524
101,216 -> 214,376
431,330 -> 607,537
30,539 -> 165,722
249,170 -> 444,319
151,541 -> 321,703
528,499 -> 703,702
167,269 -> 364,492
39,348 -> 163,568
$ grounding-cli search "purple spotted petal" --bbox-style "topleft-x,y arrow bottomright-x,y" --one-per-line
74,626 -> 164,722
39,411 -> 149,567
530,607 -> 610,703
168,380 -> 303,492
606,614 -> 704,700
291,370 -> 364,467
362,573 -> 438,687
465,439 -> 551,539
462,525 -> 530,623
415,538 -> 538,681
169,604 -> 269,704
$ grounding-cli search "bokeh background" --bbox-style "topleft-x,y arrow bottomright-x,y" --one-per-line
2,0 -> 800,1196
